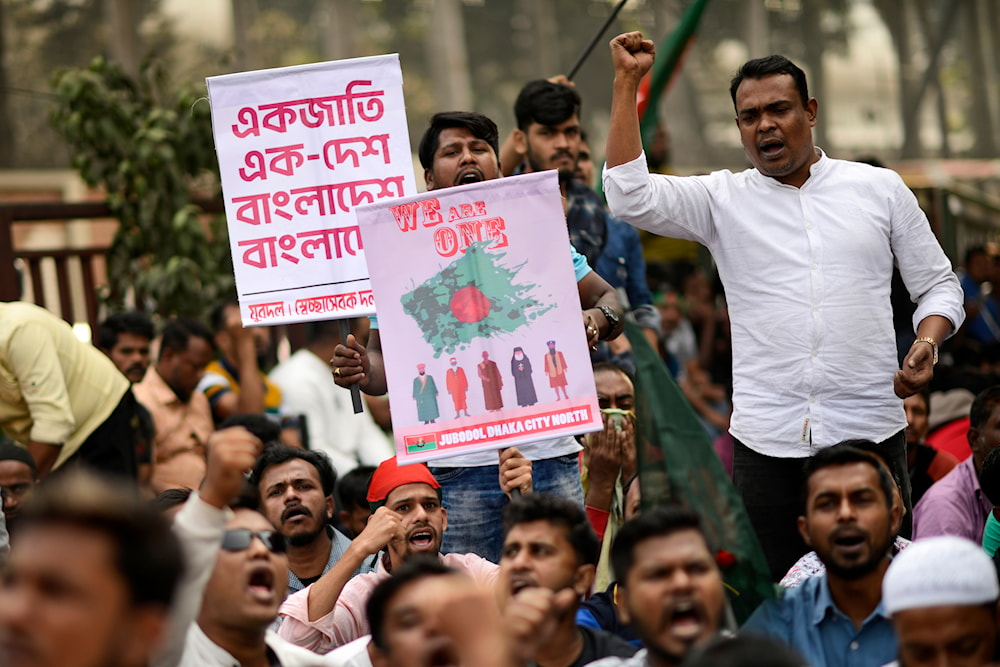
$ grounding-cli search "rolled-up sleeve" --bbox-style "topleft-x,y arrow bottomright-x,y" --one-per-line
888,176 -> 965,336
277,576 -> 372,653
6,323 -> 75,444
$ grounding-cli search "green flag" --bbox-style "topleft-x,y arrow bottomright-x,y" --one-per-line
627,320 -> 775,623
638,0 -> 710,150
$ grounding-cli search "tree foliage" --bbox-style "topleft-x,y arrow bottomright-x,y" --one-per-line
50,57 -> 233,318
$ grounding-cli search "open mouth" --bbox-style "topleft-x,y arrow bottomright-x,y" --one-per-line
282,505 -> 310,523
247,566 -> 276,602
456,169 -> 483,185
510,577 -> 536,596
666,601 -> 704,640
409,529 -> 434,549
759,138 -> 784,158
832,532 -> 866,555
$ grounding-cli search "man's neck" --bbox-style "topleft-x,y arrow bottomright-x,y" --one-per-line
826,559 -> 889,630
198,619 -> 271,667
286,527 -> 333,580
534,619 -> 584,667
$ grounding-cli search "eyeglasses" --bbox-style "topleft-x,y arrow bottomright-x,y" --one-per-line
221,529 -> 287,554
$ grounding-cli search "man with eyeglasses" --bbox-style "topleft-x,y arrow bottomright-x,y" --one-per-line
152,426 -> 329,667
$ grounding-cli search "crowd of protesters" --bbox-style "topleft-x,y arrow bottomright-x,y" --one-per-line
3,31 -> 1000,667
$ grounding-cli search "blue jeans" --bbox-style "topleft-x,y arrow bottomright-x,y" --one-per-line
430,453 -> 584,563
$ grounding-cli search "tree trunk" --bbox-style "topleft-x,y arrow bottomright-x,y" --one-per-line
0,0 -> 15,167
317,0 -> 359,62
424,0 -> 472,111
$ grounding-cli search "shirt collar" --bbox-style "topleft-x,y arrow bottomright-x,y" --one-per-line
811,573 -> 889,626
751,146 -> 828,189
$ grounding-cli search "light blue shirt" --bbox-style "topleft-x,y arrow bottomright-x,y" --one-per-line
742,573 -> 896,667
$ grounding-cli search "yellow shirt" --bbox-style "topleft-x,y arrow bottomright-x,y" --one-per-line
0,302 -> 129,468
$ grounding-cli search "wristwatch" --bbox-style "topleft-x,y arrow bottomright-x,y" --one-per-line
914,336 -> 938,365
597,305 -> 624,341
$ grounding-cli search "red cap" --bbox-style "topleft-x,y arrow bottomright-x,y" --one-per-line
366,456 -> 441,505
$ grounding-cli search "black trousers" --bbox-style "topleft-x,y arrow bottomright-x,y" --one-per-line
732,429 -> 910,582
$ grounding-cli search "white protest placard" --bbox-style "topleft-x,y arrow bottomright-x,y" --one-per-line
355,171 -> 603,464
207,54 -> 417,325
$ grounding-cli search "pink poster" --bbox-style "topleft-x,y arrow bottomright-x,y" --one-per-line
207,54 -> 417,326
355,171 -> 603,463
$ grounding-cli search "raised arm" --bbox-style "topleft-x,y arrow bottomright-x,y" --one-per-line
606,32 -> 655,169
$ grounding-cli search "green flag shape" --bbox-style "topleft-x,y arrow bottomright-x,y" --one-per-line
627,319 -> 775,623
639,0 -> 710,150
400,240 -> 554,358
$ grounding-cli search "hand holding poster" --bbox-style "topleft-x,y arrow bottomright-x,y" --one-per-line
355,171 -> 603,463
206,55 -> 417,326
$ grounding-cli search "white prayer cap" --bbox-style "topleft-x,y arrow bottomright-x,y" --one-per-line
883,536 -> 999,615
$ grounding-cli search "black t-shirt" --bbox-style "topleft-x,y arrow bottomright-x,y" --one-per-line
534,625 -> 638,667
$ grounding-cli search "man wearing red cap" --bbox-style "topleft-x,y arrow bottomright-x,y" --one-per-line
276,453 -> 530,653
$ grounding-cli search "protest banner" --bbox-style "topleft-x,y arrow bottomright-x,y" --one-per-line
355,171 -> 603,464
207,54 -> 417,326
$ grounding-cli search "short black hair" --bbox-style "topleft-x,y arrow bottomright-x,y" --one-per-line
209,299 -> 239,333
0,438 -> 37,475
336,465 -> 376,512
219,413 -> 282,446
514,79 -> 582,130
159,317 -> 215,358
367,556 -> 460,650
965,245 -> 988,266
18,470 -> 183,608
800,442 -> 895,513
681,635 -> 808,667
970,386 -> 1000,433
249,444 -> 338,498
417,111 -> 500,170
503,493 -> 599,566
611,505 -> 711,583
729,54 -> 809,109
97,311 -> 154,351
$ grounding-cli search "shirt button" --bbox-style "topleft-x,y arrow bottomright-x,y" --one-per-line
809,396 -> 816,404
810,262 -> 818,270
850,641 -> 859,651
812,305 -> 819,312
806,223 -> 814,230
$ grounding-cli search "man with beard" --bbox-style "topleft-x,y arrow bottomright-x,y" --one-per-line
153,426 -> 334,667
411,364 -> 440,425
97,311 -> 158,490
510,347 -> 537,407
277,453 -> 530,653
587,506 -> 729,667
332,110 -> 624,563
506,80 -> 659,351
445,357 -> 470,419
133,317 -> 216,492
743,443 -> 903,667
250,445 -> 375,598
97,311 -> 155,384
604,34 -> 963,579
882,536 -> 1000,667
498,494 -> 636,667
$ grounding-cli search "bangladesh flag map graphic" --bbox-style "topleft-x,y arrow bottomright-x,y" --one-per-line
401,240 -> 553,357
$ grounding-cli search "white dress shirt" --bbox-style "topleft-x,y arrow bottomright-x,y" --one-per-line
604,150 -> 964,456
270,349 -> 393,474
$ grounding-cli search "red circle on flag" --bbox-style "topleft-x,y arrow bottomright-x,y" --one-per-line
450,284 -> 491,323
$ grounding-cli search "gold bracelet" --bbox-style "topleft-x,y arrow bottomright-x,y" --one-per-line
914,336 -> 938,365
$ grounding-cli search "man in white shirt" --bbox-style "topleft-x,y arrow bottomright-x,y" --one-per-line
269,321 -> 392,474
603,32 -> 964,579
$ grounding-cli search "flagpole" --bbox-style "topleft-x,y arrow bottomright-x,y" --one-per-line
566,0 -> 629,81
